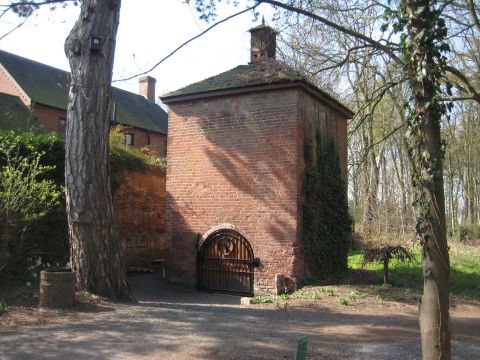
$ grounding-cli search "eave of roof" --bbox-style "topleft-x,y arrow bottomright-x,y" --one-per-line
0,49 -> 168,134
163,81 -> 353,118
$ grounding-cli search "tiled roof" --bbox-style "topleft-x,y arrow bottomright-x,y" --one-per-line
161,60 -> 353,117
0,49 -> 167,134
162,60 -> 305,98
0,93 -> 42,133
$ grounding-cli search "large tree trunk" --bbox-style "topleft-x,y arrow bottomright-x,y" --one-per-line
0,218 -> 11,273
405,0 -> 451,358
417,112 -> 450,360
64,0 -> 131,299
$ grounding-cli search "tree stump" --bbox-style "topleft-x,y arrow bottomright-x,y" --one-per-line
39,269 -> 75,308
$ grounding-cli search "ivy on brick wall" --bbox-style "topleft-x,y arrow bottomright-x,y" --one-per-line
109,126 -> 166,193
302,128 -> 351,279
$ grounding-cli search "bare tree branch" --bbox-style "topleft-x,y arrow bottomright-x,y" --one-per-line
112,3 -> 259,83
258,0 -> 403,64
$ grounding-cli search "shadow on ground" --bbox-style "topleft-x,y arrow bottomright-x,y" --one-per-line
0,273 -> 478,360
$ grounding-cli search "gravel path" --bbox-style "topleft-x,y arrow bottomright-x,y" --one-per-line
0,273 -> 478,359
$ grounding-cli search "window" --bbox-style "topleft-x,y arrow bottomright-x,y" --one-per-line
123,133 -> 134,146
58,118 -> 66,139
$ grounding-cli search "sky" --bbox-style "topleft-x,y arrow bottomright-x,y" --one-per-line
0,0 -> 274,98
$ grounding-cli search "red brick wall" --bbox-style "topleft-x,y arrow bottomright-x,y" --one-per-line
122,126 -> 167,157
113,170 -> 166,267
33,104 -> 65,133
165,89 -> 302,293
298,92 -> 349,191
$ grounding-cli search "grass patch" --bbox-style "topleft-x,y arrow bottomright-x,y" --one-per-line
339,290 -> 366,306
348,243 -> 480,300
252,287 -> 331,305
251,295 -> 275,304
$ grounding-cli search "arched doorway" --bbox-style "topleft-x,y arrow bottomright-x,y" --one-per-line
198,228 -> 255,296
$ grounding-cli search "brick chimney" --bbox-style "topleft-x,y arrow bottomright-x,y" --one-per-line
249,21 -> 276,63
139,76 -> 156,101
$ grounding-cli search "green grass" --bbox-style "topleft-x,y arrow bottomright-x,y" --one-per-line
251,295 -> 275,304
252,288 -> 329,305
339,290 -> 366,305
348,243 -> 480,300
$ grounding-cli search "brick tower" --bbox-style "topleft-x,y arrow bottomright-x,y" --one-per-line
161,25 -> 352,295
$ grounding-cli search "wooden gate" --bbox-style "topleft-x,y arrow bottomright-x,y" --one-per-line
198,229 -> 255,296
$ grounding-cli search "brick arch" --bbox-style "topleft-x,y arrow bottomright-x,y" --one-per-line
198,223 -> 249,249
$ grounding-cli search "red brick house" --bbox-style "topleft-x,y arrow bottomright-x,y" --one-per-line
161,25 -> 353,295
0,49 -> 167,156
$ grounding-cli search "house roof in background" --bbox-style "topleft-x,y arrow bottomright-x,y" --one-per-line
0,49 -> 167,134
161,60 -> 353,118
0,93 -> 42,133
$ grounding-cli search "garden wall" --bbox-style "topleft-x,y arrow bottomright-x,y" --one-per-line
113,170 -> 166,268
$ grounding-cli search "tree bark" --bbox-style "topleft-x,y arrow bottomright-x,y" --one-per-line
0,219 -> 11,273
383,257 -> 389,285
417,118 -> 450,360
64,0 -> 131,299
405,0 -> 451,358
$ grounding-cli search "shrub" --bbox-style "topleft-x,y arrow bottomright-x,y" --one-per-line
0,131 -> 63,273
109,126 -> 166,192
450,224 -> 480,243
361,245 -> 414,285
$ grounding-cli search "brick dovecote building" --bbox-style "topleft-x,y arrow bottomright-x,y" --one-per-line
161,24 -> 353,295
0,50 -> 167,156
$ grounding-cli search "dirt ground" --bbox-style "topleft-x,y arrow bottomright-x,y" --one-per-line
0,273 -> 479,359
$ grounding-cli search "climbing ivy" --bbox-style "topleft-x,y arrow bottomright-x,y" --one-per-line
302,128 -> 351,279
383,2 -> 450,251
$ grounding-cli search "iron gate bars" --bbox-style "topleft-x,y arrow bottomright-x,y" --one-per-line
198,229 -> 255,296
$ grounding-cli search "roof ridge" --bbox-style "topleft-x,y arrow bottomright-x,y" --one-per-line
0,49 -> 71,77
0,49 -> 168,134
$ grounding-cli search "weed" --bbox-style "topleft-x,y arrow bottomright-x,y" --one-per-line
346,290 -> 365,300
338,290 -> 365,306
292,289 -> 311,298
290,289 -> 322,301
319,288 -> 335,296
375,295 -> 384,304
339,298 -> 349,305
251,295 -> 274,304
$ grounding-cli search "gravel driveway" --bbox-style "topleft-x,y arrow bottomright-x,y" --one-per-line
0,273 -> 478,359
